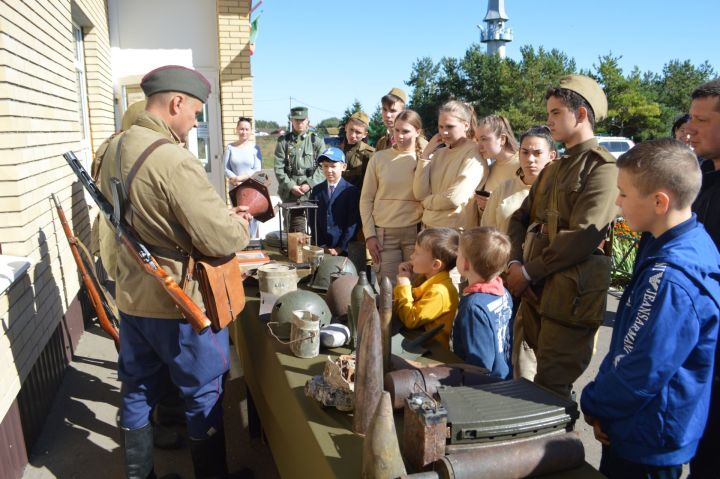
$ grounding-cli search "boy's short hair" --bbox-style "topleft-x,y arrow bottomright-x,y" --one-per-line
545,87 -> 596,130
416,227 -> 459,271
691,79 -> 720,108
617,139 -> 701,209
459,227 -> 511,280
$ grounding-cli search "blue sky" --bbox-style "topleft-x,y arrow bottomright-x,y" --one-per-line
250,0 -> 720,125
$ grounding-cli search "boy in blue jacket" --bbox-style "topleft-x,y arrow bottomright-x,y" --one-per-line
581,139 -> 720,479
309,147 -> 360,256
451,227 -> 514,379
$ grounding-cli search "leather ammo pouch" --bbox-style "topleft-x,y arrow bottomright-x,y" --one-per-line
539,254 -> 610,328
192,254 -> 246,331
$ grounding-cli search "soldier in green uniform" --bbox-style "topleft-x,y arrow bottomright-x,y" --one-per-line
340,111 -> 375,190
375,87 -> 407,151
506,75 -> 618,399
98,65 -> 252,479
273,106 -> 326,232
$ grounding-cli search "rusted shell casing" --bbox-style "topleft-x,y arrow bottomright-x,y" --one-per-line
361,391 -> 407,478
352,291 -> 383,436
403,393 -> 448,471
230,171 -> 275,222
436,432 -> 585,479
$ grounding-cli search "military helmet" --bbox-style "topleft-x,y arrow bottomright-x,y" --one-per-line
325,272 -> 359,318
309,256 -> 358,291
269,289 -> 331,339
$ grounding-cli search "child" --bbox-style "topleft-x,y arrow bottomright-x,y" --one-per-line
309,147 -> 360,256
581,139 -> 720,479
360,110 -> 425,284
341,111 -> 375,191
451,227 -> 513,379
375,88 -> 407,151
414,100 -> 487,229
394,228 -> 460,348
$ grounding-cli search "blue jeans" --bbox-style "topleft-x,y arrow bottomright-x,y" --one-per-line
118,312 -> 230,439
600,446 -> 682,479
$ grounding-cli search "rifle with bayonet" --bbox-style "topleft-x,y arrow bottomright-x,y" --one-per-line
51,193 -> 120,349
62,151 -> 212,334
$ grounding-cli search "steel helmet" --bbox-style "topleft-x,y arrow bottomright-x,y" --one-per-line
325,272 -> 358,318
309,256 -> 357,291
269,289 -> 332,339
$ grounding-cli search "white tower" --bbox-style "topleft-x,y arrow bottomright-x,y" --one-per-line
479,0 -> 513,58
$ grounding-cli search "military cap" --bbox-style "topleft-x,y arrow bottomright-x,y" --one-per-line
348,111 -> 370,126
317,147 -> 346,164
140,65 -> 211,103
386,87 -> 407,104
558,75 -> 608,121
289,106 -> 309,120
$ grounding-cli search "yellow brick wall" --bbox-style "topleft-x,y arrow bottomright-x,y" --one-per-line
0,0 -> 114,420
217,0 -> 254,147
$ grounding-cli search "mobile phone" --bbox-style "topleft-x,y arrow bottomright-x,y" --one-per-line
475,190 -> 490,198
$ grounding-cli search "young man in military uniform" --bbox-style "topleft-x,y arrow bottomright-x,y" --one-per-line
273,106 -> 326,232
375,87 -> 407,151
687,78 -> 720,479
506,75 -> 618,400
98,65 -> 251,479
341,111 -> 375,190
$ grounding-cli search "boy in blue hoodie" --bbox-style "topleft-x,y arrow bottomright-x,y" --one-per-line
581,139 -> 720,479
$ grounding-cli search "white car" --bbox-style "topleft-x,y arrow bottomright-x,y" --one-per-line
596,136 -> 634,159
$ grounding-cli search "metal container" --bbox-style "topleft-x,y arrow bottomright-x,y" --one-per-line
289,310 -> 320,359
258,263 -> 297,296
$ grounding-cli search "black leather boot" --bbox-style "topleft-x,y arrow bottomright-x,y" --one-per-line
124,423 -> 155,479
189,428 -> 253,479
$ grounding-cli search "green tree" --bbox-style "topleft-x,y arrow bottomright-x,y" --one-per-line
255,119 -> 280,130
316,117 -> 341,135
367,104 -> 385,147
407,57 -> 442,134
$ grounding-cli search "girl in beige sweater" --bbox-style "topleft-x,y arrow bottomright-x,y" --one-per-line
474,115 -> 520,218
360,110 -> 424,283
414,100 -> 487,229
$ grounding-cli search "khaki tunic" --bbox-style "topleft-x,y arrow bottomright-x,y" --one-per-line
507,138 -> 618,281
99,111 -> 249,318
273,131 -> 325,202
342,140 -> 375,189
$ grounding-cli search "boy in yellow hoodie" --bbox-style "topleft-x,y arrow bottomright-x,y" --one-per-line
394,228 -> 459,348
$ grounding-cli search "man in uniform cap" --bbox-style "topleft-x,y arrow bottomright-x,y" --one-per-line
98,65 -> 252,479
506,75 -> 618,399
687,78 -> 720,478
341,111 -> 375,190
273,105 -> 326,231
375,87 -> 408,151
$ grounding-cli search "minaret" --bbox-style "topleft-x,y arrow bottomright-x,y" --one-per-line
479,0 -> 513,58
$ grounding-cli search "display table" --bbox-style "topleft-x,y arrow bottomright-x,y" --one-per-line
230,291 -> 605,479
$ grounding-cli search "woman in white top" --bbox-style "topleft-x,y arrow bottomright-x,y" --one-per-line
224,116 -> 262,237
414,100 -> 487,230
360,110 -> 425,284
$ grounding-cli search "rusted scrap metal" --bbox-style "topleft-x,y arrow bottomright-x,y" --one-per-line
352,291 -> 383,436
403,391 -> 448,471
361,391 -> 407,478
435,431 -> 585,479
304,355 -> 355,411
379,276 -> 393,374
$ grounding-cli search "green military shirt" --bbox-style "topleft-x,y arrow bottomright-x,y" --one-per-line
273,130 -> 325,202
507,138 -> 618,282
99,111 -> 249,318
342,140 -> 375,190
375,134 -> 391,152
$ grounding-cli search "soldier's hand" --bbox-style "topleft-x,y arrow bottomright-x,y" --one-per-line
366,236 -> 383,264
229,205 -> 252,223
290,185 -> 304,197
506,263 -> 529,296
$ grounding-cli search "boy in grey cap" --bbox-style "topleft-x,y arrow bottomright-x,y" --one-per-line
506,75 -> 618,399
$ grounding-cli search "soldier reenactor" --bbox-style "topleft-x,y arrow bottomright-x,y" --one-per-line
273,106 -> 325,232
340,111 -> 375,191
375,87 -> 408,151
98,65 -> 251,479
506,75 -> 618,400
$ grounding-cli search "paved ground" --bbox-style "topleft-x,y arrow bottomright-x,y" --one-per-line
19,290 -> 687,478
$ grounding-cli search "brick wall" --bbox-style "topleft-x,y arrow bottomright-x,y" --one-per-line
0,0 -> 114,422
217,0 -> 254,147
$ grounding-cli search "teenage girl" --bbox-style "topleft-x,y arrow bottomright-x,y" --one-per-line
414,100 -> 487,230
360,110 -> 425,284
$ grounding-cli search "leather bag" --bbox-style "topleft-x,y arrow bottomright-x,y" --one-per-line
193,255 -> 246,331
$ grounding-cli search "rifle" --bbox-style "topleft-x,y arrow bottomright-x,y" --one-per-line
62,151 -> 212,334
51,193 -> 120,350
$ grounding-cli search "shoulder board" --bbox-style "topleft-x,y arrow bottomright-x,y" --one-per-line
591,145 -> 617,164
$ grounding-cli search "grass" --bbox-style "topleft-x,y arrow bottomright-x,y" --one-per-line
256,135 -> 278,170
